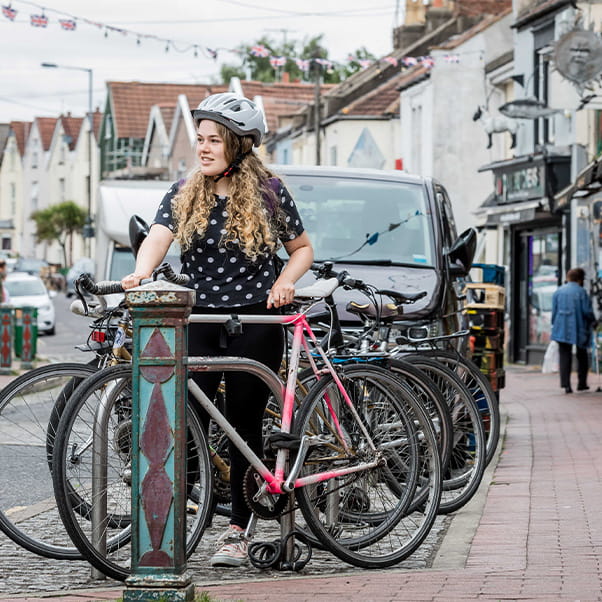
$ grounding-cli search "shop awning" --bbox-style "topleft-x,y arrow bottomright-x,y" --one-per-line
476,199 -> 542,225
555,158 -> 602,210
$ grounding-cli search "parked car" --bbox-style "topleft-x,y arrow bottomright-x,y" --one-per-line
4,272 -> 56,335
0,251 -> 17,271
13,257 -> 49,276
65,257 -> 96,298
275,165 -> 475,336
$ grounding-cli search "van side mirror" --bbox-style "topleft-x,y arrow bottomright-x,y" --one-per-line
128,215 -> 150,258
447,228 -> 477,277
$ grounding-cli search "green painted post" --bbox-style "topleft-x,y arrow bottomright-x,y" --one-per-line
19,306 -> 37,369
123,280 -> 195,602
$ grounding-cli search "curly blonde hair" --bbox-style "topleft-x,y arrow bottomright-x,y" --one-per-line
172,123 -> 283,261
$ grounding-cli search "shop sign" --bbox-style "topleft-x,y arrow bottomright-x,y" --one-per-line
495,165 -> 544,203
488,206 -> 536,225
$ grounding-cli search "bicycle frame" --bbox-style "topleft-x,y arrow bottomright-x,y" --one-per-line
187,312 -> 382,497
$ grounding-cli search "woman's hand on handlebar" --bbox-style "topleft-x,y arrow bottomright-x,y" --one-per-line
267,278 -> 296,309
121,272 -> 150,290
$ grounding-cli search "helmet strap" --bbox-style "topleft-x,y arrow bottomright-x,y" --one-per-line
214,151 -> 251,183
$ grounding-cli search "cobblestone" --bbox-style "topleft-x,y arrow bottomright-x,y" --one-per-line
0,508 -> 450,596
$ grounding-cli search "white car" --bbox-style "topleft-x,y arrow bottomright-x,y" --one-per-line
4,272 -> 56,335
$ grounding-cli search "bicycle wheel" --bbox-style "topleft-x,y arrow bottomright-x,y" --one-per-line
417,349 -> 500,466
403,355 -> 486,514
294,364 -> 442,568
298,361 -> 453,473
52,364 -> 213,581
0,362 -> 98,559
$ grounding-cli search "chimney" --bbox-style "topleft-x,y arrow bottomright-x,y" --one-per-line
282,71 -> 290,84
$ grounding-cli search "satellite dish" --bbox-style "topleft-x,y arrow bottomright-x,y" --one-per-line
499,97 -> 561,119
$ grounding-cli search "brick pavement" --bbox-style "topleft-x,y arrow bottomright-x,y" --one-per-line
3,365 -> 602,601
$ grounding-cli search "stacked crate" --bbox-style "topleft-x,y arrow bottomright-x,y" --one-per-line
464,263 -> 506,392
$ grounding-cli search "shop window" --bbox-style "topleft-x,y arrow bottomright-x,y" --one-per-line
528,231 -> 560,346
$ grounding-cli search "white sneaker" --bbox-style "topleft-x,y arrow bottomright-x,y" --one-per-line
209,526 -> 249,567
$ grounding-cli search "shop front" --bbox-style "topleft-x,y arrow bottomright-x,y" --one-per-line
478,152 -> 571,365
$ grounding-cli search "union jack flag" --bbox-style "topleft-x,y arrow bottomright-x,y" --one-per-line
401,56 -> 418,67
30,13 -> 48,27
382,56 -> 398,67
420,56 -> 435,68
358,59 -> 373,69
2,5 -> 17,20
347,54 -> 357,63
295,58 -> 310,71
443,54 -> 460,63
206,47 -> 218,60
59,19 -> 76,31
314,58 -> 333,69
269,56 -> 286,68
250,45 -> 269,58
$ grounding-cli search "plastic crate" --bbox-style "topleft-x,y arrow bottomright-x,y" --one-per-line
464,308 -> 505,331
481,368 -> 506,391
470,332 -> 505,352
464,283 -> 505,309
471,350 -> 504,371
471,263 -> 505,286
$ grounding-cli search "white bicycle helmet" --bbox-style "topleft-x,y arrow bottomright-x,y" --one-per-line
191,93 -> 266,147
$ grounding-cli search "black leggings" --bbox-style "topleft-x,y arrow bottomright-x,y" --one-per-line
187,302 -> 285,529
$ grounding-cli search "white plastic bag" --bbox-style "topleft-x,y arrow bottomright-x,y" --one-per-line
542,340 -> 559,374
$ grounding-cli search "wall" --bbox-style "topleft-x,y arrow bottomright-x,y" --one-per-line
0,134 -> 23,252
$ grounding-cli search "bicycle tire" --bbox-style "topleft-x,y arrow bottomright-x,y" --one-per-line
52,364 -> 213,581
402,356 -> 486,514
0,362 -> 98,559
294,364 -> 442,568
415,349 -> 500,466
298,359 -> 453,474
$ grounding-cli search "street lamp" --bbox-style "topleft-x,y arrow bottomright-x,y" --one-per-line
41,62 -> 95,256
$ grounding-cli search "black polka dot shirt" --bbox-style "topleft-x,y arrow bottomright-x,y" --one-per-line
153,179 -> 305,308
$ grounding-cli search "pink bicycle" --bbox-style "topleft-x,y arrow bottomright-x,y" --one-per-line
51,274 -> 443,578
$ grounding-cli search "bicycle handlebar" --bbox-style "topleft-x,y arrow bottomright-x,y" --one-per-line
311,262 -> 426,304
76,262 -> 191,297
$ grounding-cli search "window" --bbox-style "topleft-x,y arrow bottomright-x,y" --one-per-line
59,178 -> 65,202
31,181 -> 39,210
31,151 -> 38,169
283,174 -> 434,266
329,146 -> 337,166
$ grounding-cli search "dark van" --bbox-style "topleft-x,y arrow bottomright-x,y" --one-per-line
275,165 -> 475,338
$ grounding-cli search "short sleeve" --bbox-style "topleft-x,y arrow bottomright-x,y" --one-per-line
277,182 -> 305,242
153,182 -> 179,232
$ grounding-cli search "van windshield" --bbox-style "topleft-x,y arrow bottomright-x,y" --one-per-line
282,175 -> 434,266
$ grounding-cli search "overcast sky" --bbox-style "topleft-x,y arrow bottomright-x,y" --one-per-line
0,0 -> 403,123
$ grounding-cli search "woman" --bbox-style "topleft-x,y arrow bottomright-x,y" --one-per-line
121,92 -> 313,567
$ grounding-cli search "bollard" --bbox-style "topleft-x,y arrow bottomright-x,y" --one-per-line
18,307 -> 37,369
0,306 -> 12,373
123,280 -> 195,602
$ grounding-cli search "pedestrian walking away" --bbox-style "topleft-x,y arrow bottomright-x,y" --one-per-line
121,92 -> 314,568
551,267 -> 596,393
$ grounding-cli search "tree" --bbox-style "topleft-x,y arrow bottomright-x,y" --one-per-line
30,201 -> 87,268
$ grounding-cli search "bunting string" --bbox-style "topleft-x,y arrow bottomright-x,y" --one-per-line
1,0 -> 462,73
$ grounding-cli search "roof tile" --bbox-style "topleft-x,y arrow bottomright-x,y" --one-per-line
35,117 -> 58,151
9,121 -> 31,156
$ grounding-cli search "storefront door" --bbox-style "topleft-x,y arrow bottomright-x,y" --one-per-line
514,228 -> 561,363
